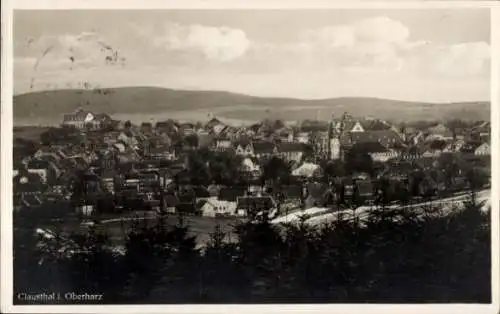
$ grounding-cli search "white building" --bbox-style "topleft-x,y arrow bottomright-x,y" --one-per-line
200,199 -> 237,217
475,143 -> 490,156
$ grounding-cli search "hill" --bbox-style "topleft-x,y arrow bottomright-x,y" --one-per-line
13,87 -> 490,125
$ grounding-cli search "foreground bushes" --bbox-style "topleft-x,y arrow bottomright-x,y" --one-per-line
13,195 -> 491,304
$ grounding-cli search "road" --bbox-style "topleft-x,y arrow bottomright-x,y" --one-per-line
273,189 -> 491,226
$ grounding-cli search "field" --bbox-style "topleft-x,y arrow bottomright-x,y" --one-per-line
38,212 -> 242,249
14,87 -> 491,125
13,126 -> 49,142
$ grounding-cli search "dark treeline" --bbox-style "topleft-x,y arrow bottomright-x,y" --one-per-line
13,192 -> 490,304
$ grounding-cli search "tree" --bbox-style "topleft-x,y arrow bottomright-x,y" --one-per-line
199,224 -> 242,301
186,151 -> 210,186
40,127 -> 82,146
429,139 -> 446,151
234,219 -> 287,299
184,134 -> 199,149
66,226 -> 126,302
207,152 -> 244,185
262,156 -> 291,189
320,160 -> 345,183
345,147 -> 374,176
273,119 -> 285,131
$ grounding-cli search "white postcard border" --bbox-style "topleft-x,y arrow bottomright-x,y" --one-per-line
2,1 -> 499,314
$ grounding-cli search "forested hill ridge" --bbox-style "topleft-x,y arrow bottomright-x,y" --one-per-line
13,87 -> 490,125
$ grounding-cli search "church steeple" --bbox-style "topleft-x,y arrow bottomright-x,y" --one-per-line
327,114 -> 335,160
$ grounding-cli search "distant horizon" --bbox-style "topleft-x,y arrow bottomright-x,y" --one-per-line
13,86 -> 491,104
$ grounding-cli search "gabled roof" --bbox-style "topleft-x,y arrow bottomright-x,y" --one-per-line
237,195 -> 277,210
428,139 -> 448,151
27,159 -> 51,169
351,142 -> 388,153
460,141 -> 483,153
93,113 -> 112,121
252,141 -> 275,154
205,117 -> 224,129
278,142 -> 306,153
360,119 -> 393,131
63,109 -> 93,122
349,130 -> 401,147
356,180 -> 374,196
281,185 -> 303,199
235,138 -> 252,148
218,187 -> 246,202
306,182 -> 328,199
22,194 -> 43,207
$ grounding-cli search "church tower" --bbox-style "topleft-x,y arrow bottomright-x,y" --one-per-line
327,114 -> 334,159
328,114 -> 341,160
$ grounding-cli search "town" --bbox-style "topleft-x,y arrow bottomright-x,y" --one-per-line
12,106 -> 492,304
14,108 -> 491,224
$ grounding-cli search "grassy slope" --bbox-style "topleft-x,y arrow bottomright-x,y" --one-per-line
13,87 -> 490,125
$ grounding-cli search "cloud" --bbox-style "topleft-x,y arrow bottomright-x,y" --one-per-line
439,41 -> 490,76
403,40 -> 490,77
288,16 -> 490,77
354,16 -> 410,44
156,23 -> 250,62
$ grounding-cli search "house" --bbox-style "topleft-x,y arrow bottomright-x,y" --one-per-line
303,182 -> 332,209
474,142 -> 490,156
471,121 -> 490,141
276,127 -> 295,143
443,140 -> 466,153
218,187 -> 246,202
75,199 -> 95,216
140,122 -> 153,134
199,199 -> 237,217
277,142 -> 306,162
295,132 -> 311,143
240,157 -> 262,179
176,193 -> 199,215
62,109 -> 112,130
235,139 -> 254,156
99,170 -> 117,194
89,113 -> 113,130
236,195 -> 277,217
162,194 -> 180,213
460,141 -> 483,154
311,131 -> 330,157
253,141 -> 277,158
155,121 -> 178,134
361,119 -> 393,132
354,180 -> 375,204
197,131 -> 213,148
33,146 -> 62,162
146,146 -> 176,161
62,109 -> 95,129
280,185 -> 304,204
179,123 -> 196,135
292,162 -> 320,178
26,159 -> 58,184
347,130 -> 402,148
205,117 -> 224,130
118,131 -> 139,148
427,139 -> 448,152
426,123 -> 454,141
349,142 -> 398,163
213,137 -> 233,151
13,171 -> 47,209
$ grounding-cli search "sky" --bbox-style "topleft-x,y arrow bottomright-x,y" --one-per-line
13,9 -> 491,102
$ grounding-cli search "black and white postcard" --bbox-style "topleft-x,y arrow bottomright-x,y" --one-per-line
1,1 -> 499,314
